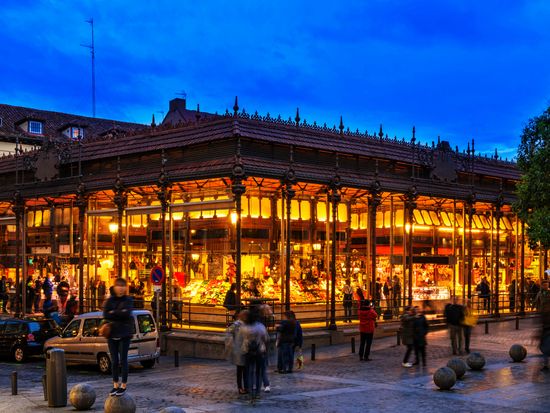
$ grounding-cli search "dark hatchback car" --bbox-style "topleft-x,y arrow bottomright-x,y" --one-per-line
0,318 -> 60,362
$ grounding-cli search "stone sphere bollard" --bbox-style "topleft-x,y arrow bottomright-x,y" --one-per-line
104,393 -> 136,413
446,358 -> 467,379
433,367 -> 457,390
509,344 -> 527,362
69,383 -> 96,410
466,352 -> 486,370
159,407 -> 185,413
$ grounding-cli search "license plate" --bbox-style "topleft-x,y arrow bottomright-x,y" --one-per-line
128,349 -> 139,357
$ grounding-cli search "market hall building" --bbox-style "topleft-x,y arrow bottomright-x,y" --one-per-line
0,98 -> 545,330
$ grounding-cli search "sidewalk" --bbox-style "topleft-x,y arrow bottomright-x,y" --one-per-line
0,317 -> 548,412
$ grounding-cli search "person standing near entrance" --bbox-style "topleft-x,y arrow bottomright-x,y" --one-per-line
358,299 -> 378,361
444,297 -> 465,355
57,276 -> 70,314
535,281 -> 550,311
392,276 -> 402,314
33,276 -> 42,313
103,278 -> 134,397
343,280 -> 354,323
476,277 -> 491,312
277,311 -> 296,374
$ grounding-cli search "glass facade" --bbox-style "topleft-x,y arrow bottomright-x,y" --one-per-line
0,175 -> 546,326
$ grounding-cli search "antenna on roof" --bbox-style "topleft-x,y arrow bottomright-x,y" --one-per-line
81,18 -> 96,118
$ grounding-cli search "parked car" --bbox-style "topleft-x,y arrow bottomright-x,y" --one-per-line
0,317 -> 60,362
45,310 -> 160,374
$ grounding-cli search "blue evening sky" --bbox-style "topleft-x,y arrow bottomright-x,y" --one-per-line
1,0 -> 549,159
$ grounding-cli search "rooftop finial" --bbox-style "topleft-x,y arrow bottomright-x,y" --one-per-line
494,147 -> 498,160
412,126 -> 416,142
151,113 -> 156,128
196,103 -> 201,122
233,96 -> 239,117
437,135 -> 441,145
339,116 -> 344,135
379,124 -> 384,140
295,108 -> 300,126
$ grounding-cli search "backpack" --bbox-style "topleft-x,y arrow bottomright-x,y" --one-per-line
247,339 -> 261,357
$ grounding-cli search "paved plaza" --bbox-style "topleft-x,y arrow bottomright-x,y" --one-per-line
0,318 -> 549,412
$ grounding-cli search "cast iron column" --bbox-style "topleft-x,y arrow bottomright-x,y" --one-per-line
157,153 -> 170,329
520,220 -> 525,315
494,195 -> 503,317
76,182 -> 87,314
369,182 -> 381,301
231,138 -> 246,310
113,165 -> 127,279
283,150 -> 296,311
404,187 -> 417,306
328,174 -> 341,330
12,191 -> 24,316
466,193 -> 476,300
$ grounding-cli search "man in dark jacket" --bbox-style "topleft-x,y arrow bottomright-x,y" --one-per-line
103,278 -> 134,397
277,311 -> 296,373
476,277 -> 490,312
223,283 -> 237,312
444,298 -> 465,355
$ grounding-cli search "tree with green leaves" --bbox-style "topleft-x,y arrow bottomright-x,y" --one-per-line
514,106 -> 550,249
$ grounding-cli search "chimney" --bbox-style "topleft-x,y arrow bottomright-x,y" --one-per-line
169,97 -> 186,112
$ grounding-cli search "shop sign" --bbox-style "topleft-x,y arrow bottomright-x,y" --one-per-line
31,247 -> 52,255
150,265 -> 165,285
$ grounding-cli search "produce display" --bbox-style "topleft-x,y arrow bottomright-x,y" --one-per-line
178,276 -> 347,305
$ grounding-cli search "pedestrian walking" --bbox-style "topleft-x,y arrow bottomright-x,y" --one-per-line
241,306 -> 269,400
103,278 -> 134,397
277,311 -> 296,374
358,299 -> 377,361
444,297 -> 465,355
400,306 -> 416,367
225,310 -> 249,394
413,306 -> 428,366
462,299 -> 477,354
343,280 -> 354,323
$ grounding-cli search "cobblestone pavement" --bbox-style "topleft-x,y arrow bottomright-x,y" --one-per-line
0,318 -> 549,412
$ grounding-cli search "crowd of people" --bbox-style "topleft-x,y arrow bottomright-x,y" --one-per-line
224,303 -> 304,400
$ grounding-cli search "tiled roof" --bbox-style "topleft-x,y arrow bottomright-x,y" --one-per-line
0,103 -> 146,144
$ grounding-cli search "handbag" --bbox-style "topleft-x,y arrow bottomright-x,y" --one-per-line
99,322 -> 112,338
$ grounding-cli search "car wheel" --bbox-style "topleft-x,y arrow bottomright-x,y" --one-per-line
13,346 -> 26,363
140,359 -> 155,369
97,353 -> 111,374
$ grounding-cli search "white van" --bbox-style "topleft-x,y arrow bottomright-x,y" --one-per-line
45,310 -> 160,373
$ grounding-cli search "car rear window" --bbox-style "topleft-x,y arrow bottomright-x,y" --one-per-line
4,321 -> 21,334
137,314 -> 156,334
